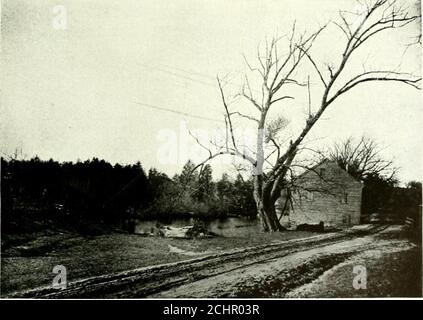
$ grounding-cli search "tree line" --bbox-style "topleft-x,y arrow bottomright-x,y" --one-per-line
1,157 -> 256,234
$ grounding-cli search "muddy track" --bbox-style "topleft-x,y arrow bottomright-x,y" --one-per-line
7,225 -> 388,298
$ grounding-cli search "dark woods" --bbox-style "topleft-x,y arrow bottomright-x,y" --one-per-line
361,175 -> 422,221
1,157 -> 256,235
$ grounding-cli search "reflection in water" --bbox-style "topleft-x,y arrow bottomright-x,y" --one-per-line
134,217 -> 260,237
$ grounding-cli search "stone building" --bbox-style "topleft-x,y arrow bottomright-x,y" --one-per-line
277,159 -> 363,229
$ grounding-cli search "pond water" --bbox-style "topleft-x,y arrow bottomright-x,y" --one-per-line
133,216 -> 261,237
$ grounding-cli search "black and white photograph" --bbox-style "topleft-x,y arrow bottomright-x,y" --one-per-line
0,0 -> 422,303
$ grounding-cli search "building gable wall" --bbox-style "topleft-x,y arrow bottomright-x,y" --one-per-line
278,160 -> 363,228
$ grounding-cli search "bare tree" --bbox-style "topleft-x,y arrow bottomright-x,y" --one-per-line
192,0 -> 421,232
328,136 -> 397,181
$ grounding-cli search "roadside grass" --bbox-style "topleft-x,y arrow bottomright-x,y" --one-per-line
1,229 -> 317,296
285,243 -> 421,297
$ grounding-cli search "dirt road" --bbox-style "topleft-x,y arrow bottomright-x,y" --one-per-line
7,224 -> 420,298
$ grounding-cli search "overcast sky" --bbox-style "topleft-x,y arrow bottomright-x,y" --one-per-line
1,0 -> 421,183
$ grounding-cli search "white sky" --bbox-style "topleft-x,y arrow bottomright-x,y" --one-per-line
1,0 -> 421,183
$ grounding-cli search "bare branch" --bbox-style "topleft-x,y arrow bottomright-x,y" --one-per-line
270,95 -> 295,105
298,47 -> 327,87
218,77 -> 238,151
328,71 -> 421,104
243,54 -> 263,76
188,129 -> 212,159
229,111 -> 260,123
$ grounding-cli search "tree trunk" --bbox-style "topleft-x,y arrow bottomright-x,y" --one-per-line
253,175 -> 285,232
264,200 -> 285,231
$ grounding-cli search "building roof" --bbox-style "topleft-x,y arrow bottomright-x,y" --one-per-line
295,158 -> 363,184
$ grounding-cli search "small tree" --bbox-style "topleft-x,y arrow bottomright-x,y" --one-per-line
195,164 -> 214,202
